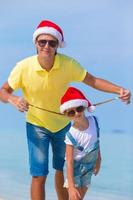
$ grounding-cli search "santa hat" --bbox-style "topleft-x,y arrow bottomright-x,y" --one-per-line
33,20 -> 65,48
60,87 -> 95,113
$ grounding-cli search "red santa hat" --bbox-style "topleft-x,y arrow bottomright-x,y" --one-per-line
33,20 -> 65,48
60,87 -> 95,113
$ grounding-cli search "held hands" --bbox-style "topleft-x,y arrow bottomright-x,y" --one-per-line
68,186 -> 81,200
119,88 -> 131,104
8,96 -> 29,112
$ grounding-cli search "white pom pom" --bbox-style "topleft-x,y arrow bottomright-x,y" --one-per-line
88,105 -> 96,112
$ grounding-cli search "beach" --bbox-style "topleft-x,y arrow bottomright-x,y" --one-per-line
0,0 -> 133,199
0,130 -> 132,200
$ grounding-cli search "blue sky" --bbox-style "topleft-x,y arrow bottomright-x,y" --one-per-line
0,0 -> 133,133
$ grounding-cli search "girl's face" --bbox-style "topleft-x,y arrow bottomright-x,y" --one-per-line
64,106 -> 86,120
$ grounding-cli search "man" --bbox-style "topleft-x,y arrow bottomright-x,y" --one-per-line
0,20 -> 131,200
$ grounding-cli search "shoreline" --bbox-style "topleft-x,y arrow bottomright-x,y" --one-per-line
0,195 -> 132,200
0,132 -> 132,200
0,190 -> 132,200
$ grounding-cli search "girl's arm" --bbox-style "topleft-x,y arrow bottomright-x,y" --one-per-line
93,146 -> 101,175
66,144 -> 81,200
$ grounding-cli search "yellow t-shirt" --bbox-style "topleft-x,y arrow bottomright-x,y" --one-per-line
8,53 -> 87,132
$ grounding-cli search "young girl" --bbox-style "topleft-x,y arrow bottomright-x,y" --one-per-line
60,87 -> 101,200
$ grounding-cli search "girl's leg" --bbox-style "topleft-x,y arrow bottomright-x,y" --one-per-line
51,124 -> 70,200
67,187 -> 88,200
78,187 -> 88,199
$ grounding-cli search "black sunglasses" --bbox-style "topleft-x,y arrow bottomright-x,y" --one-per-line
65,106 -> 85,117
37,39 -> 58,48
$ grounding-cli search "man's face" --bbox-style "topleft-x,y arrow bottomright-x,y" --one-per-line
35,34 -> 58,58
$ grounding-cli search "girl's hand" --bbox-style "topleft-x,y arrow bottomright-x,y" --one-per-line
68,186 -> 81,200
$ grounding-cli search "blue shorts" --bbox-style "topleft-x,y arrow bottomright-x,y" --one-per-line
73,148 -> 99,187
64,148 -> 99,188
26,122 -> 71,176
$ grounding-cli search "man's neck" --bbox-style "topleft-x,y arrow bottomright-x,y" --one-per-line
37,55 -> 55,71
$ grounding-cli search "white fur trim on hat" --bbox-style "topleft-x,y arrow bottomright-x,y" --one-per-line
33,27 -> 65,48
60,99 -> 88,114
88,105 -> 96,112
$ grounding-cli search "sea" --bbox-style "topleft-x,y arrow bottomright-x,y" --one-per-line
0,126 -> 132,200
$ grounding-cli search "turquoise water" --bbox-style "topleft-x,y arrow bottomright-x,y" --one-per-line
0,130 -> 133,200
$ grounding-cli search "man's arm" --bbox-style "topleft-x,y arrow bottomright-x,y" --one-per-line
0,82 -> 13,102
83,72 -> 131,104
0,81 -> 29,112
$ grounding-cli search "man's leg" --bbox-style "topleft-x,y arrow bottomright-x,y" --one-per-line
26,123 -> 50,200
31,176 -> 47,200
55,170 -> 68,200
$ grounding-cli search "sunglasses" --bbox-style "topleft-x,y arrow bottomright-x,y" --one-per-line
37,39 -> 58,48
65,106 -> 85,117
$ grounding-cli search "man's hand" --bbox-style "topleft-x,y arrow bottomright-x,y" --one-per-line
8,96 -> 29,112
119,88 -> 131,104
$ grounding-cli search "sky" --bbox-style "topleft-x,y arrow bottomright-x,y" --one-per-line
0,0 -> 133,133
